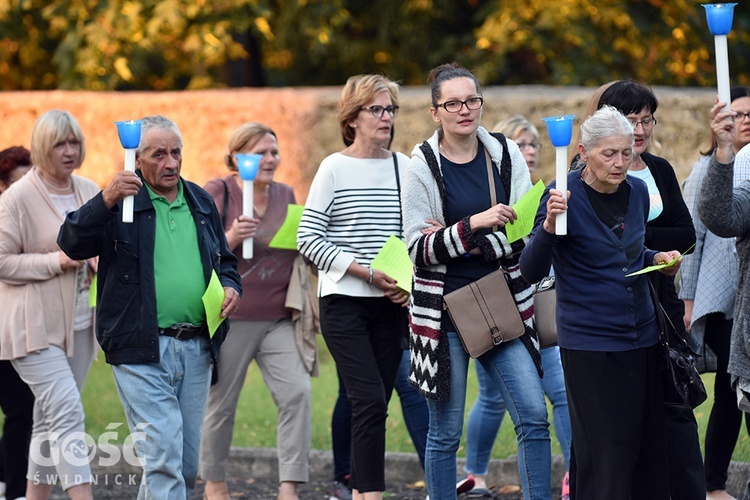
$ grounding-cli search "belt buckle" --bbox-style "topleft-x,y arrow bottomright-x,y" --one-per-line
172,326 -> 187,340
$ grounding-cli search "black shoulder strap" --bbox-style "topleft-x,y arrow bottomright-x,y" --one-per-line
392,152 -> 403,238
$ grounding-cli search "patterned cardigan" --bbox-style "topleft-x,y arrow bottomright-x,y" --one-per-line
403,127 -> 543,402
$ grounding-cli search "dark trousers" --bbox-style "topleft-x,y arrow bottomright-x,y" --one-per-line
331,349 -> 428,483
320,295 -> 403,493
704,313 -> 750,491
665,405 -> 706,500
562,344 -> 669,500
0,360 -> 34,499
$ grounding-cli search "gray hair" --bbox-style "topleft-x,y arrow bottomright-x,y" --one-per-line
572,105 -> 634,171
136,115 -> 183,156
493,115 -> 539,142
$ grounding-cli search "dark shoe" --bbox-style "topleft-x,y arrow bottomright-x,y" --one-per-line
456,475 -> 475,495
329,480 -> 352,500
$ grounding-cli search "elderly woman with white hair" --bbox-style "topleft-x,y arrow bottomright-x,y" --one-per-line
520,105 -> 683,500
0,110 -> 99,500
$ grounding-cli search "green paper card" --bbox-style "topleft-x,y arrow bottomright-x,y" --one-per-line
625,244 -> 695,277
202,270 -> 226,338
88,274 -> 97,308
370,235 -> 413,293
506,180 -> 546,243
268,204 -> 305,250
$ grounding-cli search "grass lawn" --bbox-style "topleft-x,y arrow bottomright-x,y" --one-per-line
72,335 -> 750,462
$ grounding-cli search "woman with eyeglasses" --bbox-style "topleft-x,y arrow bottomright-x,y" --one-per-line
460,115 -> 571,498
494,115 -> 542,174
297,74 -> 409,500
680,86 -> 750,500
402,62 -> 550,500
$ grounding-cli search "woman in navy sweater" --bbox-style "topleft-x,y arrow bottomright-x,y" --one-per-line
520,105 -> 682,500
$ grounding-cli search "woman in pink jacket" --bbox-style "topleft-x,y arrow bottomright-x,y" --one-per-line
0,110 -> 99,500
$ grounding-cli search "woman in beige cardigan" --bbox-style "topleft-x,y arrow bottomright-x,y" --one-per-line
0,110 -> 99,500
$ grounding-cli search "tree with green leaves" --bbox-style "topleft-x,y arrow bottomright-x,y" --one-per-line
0,0 -> 748,90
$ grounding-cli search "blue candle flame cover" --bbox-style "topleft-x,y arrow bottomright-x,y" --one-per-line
114,120 -> 142,149
703,3 -> 736,36
543,115 -> 575,147
236,153 -> 262,181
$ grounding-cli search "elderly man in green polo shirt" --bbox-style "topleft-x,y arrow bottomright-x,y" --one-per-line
58,115 -> 242,499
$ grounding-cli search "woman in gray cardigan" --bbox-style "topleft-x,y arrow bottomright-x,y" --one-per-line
699,96 -> 750,500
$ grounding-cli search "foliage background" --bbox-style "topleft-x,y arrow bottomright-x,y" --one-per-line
1,0 -> 749,91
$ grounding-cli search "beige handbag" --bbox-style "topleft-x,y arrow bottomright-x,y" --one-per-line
442,147 -> 524,358
444,268 -> 525,358
533,276 -> 557,348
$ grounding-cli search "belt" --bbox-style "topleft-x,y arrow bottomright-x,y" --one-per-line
158,324 -> 205,341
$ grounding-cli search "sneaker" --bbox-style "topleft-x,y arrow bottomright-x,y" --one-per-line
330,480 -> 353,500
466,486 -> 493,497
561,471 -> 570,500
456,475 -> 475,495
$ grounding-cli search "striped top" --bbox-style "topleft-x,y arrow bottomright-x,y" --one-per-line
297,151 -> 409,297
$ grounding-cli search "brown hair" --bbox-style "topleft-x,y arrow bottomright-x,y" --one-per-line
224,122 -> 277,171
427,62 -> 481,108
0,146 -> 31,185
338,74 -> 400,146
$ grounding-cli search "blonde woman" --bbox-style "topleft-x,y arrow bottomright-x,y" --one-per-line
0,110 -> 99,500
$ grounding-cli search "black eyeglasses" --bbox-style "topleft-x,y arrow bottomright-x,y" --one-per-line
436,97 -> 484,113
361,105 -> 399,119
627,116 -> 657,129
734,111 -> 750,122
516,142 -> 542,152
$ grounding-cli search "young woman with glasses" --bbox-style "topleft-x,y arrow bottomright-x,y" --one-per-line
402,62 -> 550,500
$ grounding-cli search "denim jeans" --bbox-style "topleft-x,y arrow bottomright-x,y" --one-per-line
425,332 -> 550,500
112,335 -> 211,500
465,346 -> 571,475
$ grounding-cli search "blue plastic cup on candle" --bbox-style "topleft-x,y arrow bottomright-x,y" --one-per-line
236,153 -> 262,181
114,120 -> 142,149
543,115 -> 575,148
703,3 -> 736,36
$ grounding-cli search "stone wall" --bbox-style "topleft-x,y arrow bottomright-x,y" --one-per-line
0,86 -> 717,202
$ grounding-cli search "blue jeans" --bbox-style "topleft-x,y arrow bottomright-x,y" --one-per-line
425,332 -> 550,500
465,346 -> 571,475
112,336 -> 211,500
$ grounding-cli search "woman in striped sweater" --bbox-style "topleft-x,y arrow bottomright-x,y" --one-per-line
297,74 -> 409,500
402,63 -> 550,500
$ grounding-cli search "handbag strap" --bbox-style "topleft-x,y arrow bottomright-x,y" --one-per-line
392,152 -> 403,238
647,278 -> 686,348
484,147 -> 498,233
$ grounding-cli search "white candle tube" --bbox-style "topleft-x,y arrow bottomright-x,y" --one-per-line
122,148 -> 136,223
715,34 -> 731,112
555,146 -> 568,235
243,179 -> 254,259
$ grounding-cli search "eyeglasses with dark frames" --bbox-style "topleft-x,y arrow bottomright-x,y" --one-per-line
436,97 -> 484,113
733,111 -> 750,122
360,105 -> 399,119
516,142 -> 542,152
627,116 -> 657,129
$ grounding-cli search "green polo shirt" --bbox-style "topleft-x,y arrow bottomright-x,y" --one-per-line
146,181 -> 206,328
